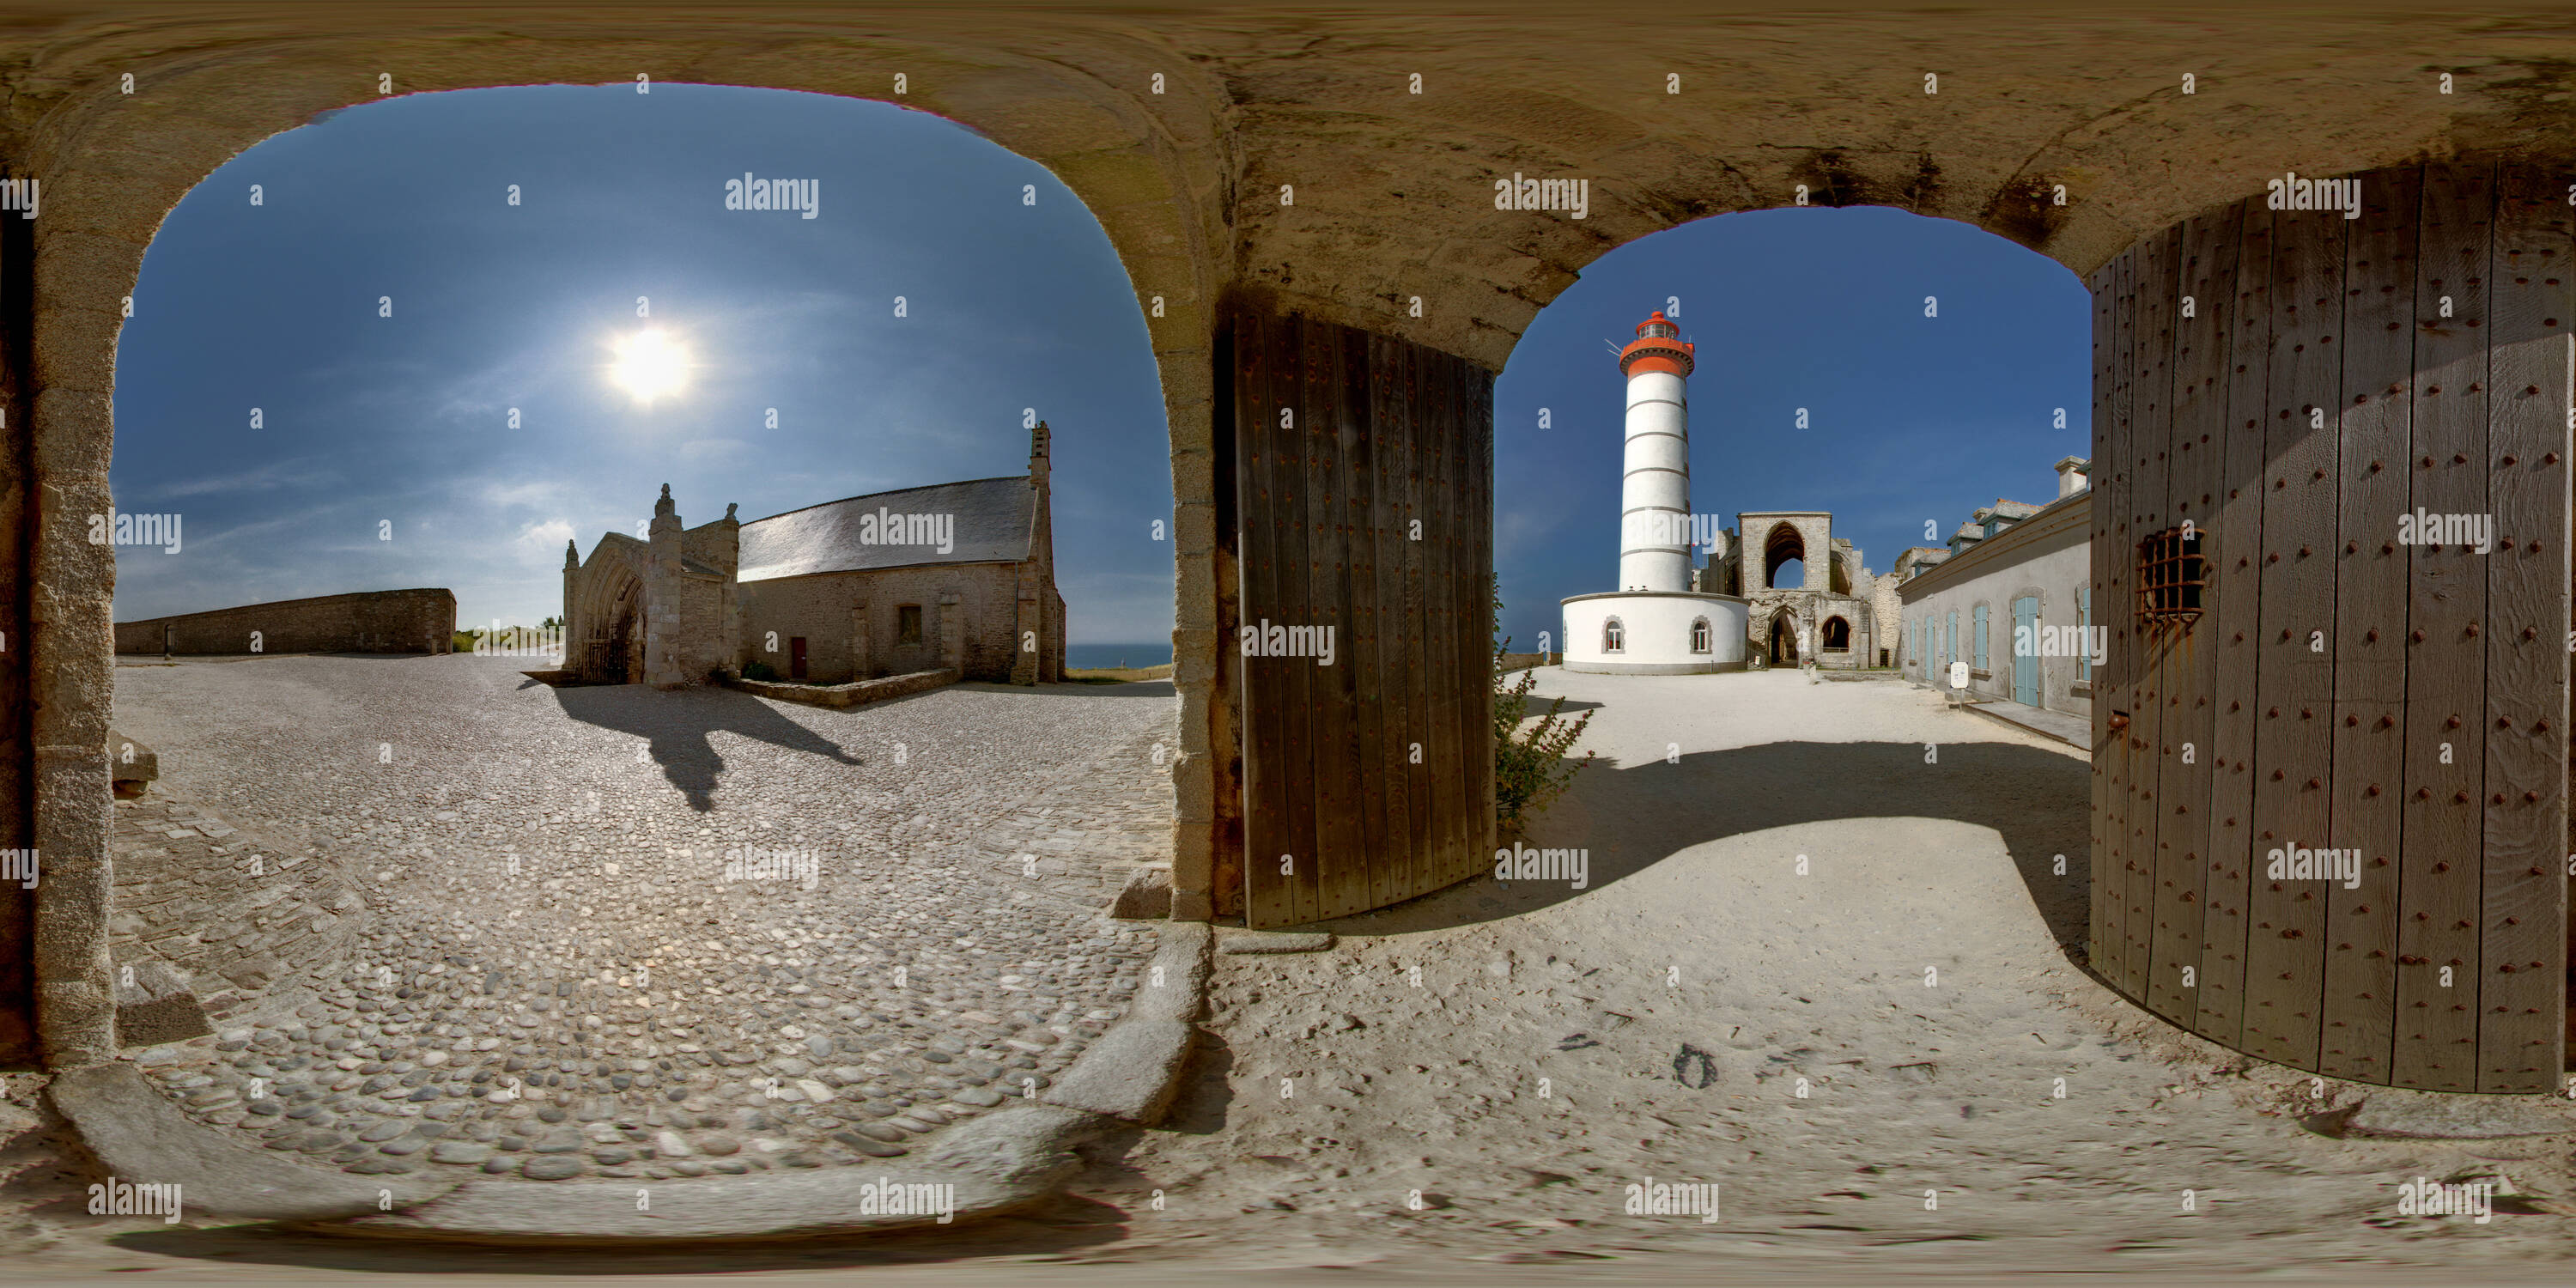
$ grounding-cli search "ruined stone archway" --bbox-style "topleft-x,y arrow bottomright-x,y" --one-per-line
1766,609 -> 1801,666
1762,522 -> 1806,590
18,7 -> 2576,1067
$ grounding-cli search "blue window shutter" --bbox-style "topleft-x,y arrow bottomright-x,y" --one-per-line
2080,586 -> 2091,681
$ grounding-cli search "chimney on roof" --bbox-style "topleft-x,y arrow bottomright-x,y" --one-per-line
2056,455 -> 2092,499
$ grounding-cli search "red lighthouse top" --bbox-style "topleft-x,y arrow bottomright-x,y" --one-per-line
1618,310 -> 1695,379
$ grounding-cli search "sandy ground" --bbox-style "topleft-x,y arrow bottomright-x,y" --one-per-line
1,669 -> 2570,1285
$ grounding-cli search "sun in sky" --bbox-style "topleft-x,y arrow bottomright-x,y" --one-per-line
607,327 -> 691,404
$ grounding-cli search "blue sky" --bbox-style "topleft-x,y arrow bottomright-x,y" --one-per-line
112,84 -> 1173,642
112,84 -> 2088,653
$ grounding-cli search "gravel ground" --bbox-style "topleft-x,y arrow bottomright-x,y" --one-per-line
1066,670 -> 2576,1276
106,653 -> 1177,1182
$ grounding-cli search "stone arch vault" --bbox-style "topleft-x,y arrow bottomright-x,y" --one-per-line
9,6 -> 2576,1071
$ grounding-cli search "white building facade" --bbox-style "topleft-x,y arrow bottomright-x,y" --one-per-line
1899,456 -> 2094,718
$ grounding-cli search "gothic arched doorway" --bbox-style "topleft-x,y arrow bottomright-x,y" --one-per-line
1768,611 -> 1800,665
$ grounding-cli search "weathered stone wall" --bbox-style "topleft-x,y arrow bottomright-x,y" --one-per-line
739,564 -> 1022,683
111,589 -> 455,656
1738,513 -> 1834,592
1869,571 -> 1906,668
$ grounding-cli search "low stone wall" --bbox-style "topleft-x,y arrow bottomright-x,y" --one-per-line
1498,651 -> 1560,674
721,667 -> 959,709
114,589 -> 456,655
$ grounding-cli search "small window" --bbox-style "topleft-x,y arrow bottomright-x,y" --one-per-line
2136,528 -> 2205,628
1823,617 -> 1850,652
1689,617 -> 1710,653
1604,617 -> 1625,653
897,604 -> 924,645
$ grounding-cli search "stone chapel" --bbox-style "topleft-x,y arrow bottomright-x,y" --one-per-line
562,422 -> 1066,688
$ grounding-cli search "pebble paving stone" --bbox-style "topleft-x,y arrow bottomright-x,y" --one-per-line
112,654 -> 1177,1180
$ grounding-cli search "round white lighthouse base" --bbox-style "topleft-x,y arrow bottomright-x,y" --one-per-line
1561,591 -> 1748,674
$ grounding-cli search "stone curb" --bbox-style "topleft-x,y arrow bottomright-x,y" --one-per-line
317,1103 -> 1103,1243
52,920 -> 1216,1243
720,667 -> 958,710
51,1062 -> 460,1221
1039,920 -> 1208,1123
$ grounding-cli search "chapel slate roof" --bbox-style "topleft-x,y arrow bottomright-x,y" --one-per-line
736,475 -> 1035,581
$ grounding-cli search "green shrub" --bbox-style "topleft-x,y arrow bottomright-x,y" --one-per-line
450,630 -> 482,653
743,659 -> 778,682
1492,577 -> 1593,828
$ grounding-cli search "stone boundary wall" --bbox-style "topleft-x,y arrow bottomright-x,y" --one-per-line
113,589 -> 456,656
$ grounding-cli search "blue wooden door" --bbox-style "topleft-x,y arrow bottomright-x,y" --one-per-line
2013,595 -> 2039,706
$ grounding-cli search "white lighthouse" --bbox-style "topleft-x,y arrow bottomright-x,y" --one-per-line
1561,310 -> 1748,674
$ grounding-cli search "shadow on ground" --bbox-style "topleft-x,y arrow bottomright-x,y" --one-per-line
550,684 -> 863,811
960,680 -> 1178,699
103,1198 -> 1138,1273
1315,739 -> 2091,954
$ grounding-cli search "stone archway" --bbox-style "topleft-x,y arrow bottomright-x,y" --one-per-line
1762,522 -> 1806,590
1767,610 -> 1801,666
13,7 -> 2576,1067
598,573 -> 643,685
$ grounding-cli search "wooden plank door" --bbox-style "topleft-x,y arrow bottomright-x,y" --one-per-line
1233,304 -> 1494,928
2091,159 -> 2567,1092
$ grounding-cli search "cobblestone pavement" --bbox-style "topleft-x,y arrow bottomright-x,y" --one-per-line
109,654 -> 1176,1182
